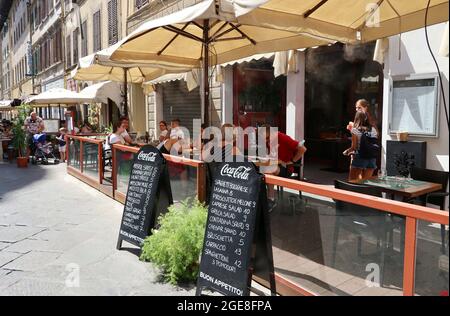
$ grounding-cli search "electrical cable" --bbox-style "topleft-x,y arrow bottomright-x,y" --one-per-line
425,0 -> 449,131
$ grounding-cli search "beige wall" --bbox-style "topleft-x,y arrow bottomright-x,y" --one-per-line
78,0 -> 128,55
10,0 -> 32,98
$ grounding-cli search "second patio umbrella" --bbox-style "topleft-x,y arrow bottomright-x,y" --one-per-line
71,40 -> 193,116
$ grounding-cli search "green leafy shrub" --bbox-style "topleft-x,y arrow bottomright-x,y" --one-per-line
140,199 -> 208,285
12,104 -> 32,157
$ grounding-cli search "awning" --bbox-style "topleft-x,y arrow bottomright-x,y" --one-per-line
240,0 -> 449,44
143,70 -> 201,94
110,0 -> 331,67
439,22 -> 449,57
26,88 -> 92,105
78,81 -> 123,106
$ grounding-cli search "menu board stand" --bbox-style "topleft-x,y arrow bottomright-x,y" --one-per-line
116,145 -> 173,251
196,162 -> 276,296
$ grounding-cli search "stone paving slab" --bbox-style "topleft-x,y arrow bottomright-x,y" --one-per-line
0,278 -> 66,296
0,270 -> 32,290
0,251 -> 23,268
0,242 -> 11,250
0,226 -> 46,243
2,251 -> 62,272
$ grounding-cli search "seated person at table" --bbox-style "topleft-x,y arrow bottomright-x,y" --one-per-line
158,121 -> 170,144
157,118 -> 187,155
108,121 -> 129,146
262,124 -> 307,211
118,116 -> 137,146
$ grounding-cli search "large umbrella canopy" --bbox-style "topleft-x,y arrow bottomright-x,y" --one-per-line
72,40 -> 192,116
111,0 -> 329,66
26,88 -> 92,105
111,0 -> 331,124
71,40 -> 191,83
240,0 -> 449,44
78,81 -> 123,106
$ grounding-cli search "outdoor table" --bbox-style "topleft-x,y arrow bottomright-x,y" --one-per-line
351,176 -> 442,201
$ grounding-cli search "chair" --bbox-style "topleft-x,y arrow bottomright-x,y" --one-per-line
276,158 -> 308,215
333,180 -> 392,285
410,167 -> 449,254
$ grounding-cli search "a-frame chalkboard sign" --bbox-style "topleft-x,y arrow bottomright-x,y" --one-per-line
196,162 -> 276,296
117,145 -> 173,250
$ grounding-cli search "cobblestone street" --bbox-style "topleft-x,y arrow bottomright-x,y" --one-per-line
0,162 -> 195,296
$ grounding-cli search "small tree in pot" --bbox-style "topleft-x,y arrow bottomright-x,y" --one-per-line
12,104 -> 31,168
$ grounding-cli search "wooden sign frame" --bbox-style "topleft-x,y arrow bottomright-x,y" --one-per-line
117,145 -> 173,250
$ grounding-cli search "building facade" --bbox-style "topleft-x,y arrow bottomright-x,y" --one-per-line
9,0 -> 32,99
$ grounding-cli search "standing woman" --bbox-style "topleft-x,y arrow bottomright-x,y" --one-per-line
344,111 -> 378,181
347,99 -> 378,133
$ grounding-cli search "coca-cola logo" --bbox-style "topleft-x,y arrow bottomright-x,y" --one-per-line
138,151 -> 157,162
220,164 -> 251,180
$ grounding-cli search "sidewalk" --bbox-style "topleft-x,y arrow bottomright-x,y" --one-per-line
0,162 -> 195,296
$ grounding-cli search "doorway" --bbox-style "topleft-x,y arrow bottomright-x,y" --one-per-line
304,43 -> 383,184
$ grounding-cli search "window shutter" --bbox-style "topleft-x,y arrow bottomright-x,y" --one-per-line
108,0 -> 118,45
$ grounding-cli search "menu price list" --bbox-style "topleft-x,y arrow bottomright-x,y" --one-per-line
200,165 -> 260,296
120,162 -> 159,244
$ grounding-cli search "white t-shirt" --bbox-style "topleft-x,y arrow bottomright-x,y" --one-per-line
170,127 -> 184,140
160,130 -> 169,139
109,133 -> 125,145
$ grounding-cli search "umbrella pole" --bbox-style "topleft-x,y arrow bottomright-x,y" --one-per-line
203,19 -> 210,126
123,68 -> 129,117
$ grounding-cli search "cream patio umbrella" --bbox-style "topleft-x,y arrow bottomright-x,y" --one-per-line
240,0 -> 449,44
71,40 -> 192,116
110,0 -> 332,125
27,88 -> 93,105
78,81 -> 123,106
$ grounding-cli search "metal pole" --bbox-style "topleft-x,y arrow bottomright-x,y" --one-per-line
123,68 -> 128,117
203,19 -> 210,126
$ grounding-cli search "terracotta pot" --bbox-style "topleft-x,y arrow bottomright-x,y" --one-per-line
17,157 -> 28,168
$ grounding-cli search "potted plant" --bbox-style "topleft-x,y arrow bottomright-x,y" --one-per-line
12,104 -> 31,168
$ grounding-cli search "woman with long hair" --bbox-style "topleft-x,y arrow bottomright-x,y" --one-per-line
344,111 -> 378,181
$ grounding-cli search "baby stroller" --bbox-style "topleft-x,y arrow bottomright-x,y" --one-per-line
31,133 -> 60,165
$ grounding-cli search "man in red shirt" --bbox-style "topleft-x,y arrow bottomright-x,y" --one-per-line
263,124 -> 307,211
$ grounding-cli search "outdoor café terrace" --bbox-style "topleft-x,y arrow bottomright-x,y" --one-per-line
64,134 -> 449,296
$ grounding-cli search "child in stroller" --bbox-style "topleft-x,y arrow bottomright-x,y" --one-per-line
31,133 -> 60,165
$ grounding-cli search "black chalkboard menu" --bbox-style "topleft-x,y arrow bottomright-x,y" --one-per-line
116,145 -> 173,250
196,162 -> 275,296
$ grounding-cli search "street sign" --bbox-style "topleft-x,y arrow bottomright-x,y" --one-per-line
116,145 -> 173,250
196,162 -> 276,296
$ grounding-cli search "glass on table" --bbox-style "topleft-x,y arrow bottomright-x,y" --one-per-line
377,168 -> 386,180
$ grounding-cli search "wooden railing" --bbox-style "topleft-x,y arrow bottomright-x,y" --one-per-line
66,135 -> 104,190
66,137 -> 449,296
111,144 -> 207,204
264,175 -> 449,296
